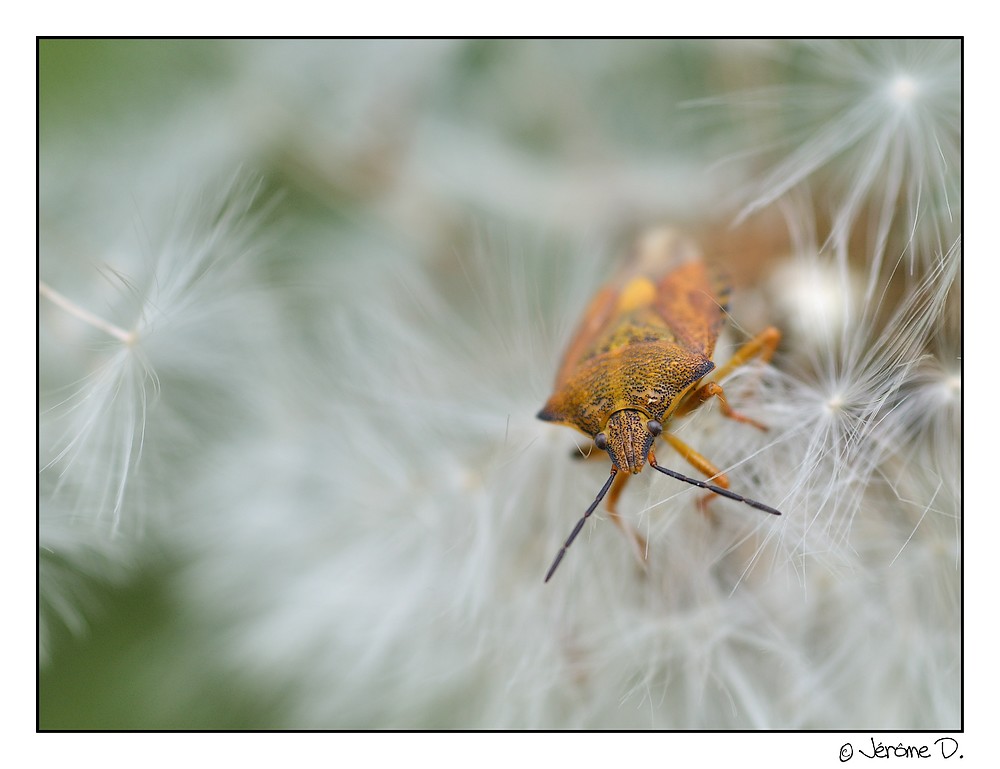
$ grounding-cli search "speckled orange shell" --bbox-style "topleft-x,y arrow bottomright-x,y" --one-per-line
538,230 -> 729,438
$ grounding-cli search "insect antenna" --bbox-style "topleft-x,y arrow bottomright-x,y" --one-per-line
544,468 -> 618,583
649,459 -> 782,516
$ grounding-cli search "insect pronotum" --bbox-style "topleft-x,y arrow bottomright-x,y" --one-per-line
537,228 -> 782,582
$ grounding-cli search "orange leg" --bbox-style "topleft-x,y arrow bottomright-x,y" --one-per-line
661,432 -> 729,488
674,381 -> 768,431
712,326 -> 780,382
674,326 -> 780,430
660,432 -> 727,517
604,470 -> 649,566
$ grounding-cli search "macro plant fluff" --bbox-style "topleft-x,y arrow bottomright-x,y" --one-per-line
39,39 -> 960,730
39,175 -> 277,663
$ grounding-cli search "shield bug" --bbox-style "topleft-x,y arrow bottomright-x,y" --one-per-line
538,228 -> 782,582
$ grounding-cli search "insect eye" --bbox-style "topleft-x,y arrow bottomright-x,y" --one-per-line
647,420 -> 662,436
594,433 -> 608,450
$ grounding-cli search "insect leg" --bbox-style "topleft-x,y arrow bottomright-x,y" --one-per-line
710,326 -> 780,383
673,327 -> 780,430
661,432 -> 729,488
674,381 -> 768,431
660,431 -> 729,517
604,470 -> 648,565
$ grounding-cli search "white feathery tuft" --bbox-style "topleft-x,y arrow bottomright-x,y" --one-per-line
39,174 -> 276,655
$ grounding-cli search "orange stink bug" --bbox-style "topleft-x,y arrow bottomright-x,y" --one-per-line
538,228 -> 782,582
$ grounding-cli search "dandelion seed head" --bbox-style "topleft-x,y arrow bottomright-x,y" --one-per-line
825,392 -> 846,414
710,40 -> 959,272
39,173 -> 277,658
887,73 -> 920,106
769,257 -> 860,346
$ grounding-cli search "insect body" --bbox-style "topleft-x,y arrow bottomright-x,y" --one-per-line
538,228 -> 782,582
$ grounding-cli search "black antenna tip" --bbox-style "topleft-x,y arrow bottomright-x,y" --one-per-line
649,460 -> 782,517
543,468 -> 618,583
